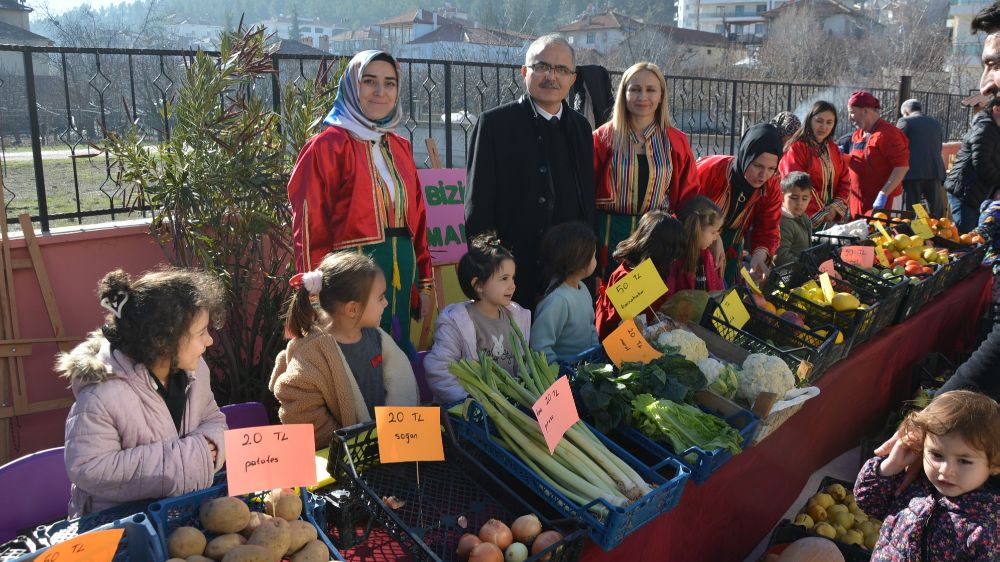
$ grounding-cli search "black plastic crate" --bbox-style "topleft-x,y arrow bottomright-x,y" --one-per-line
700,301 -> 818,379
784,476 -> 878,560
0,539 -> 34,562
765,262 -> 886,350
13,514 -> 162,562
324,421 -> 586,562
28,499 -> 150,550
704,287 -> 846,380
767,520 -> 871,562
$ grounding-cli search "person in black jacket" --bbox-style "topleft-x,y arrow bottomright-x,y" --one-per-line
465,34 -> 595,310
897,99 -> 946,217
944,97 -> 1000,233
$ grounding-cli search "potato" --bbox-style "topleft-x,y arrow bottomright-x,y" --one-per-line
265,488 -> 303,521
247,517 -> 291,562
186,557 -> 214,562
239,512 -> 272,539
290,540 -> 329,562
285,520 -> 319,556
220,545 -> 271,562
204,533 -> 247,560
200,497 -> 252,534
168,526 -> 207,558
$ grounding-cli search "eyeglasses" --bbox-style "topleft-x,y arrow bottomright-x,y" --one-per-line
527,61 -> 577,77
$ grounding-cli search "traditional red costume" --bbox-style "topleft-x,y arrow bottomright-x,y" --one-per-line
780,139 -> 851,219
696,155 -> 782,257
846,119 -> 910,215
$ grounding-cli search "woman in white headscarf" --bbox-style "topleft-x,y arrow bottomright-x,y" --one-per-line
287,50 -> 433,350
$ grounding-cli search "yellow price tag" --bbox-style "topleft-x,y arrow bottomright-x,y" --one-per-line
873,220 -> 892,241
912,203 -> 930,221
606,258 -> 669,320
740,267 -> 762,294
819,272 -> 835,304
602,318 -> 663,367
714,289 -> 750,329
875,245 -> 891,267
911,219 -> 934,240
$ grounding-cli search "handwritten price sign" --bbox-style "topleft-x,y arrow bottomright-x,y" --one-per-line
606,258 -> 668,320
35,528 -> 124,562
602,318 -> 663,367
840,246 -> 875,269
223,424 -> 317,496
374,406 -> 444,463
714,289 -> 750,329
532,376 -> 579,453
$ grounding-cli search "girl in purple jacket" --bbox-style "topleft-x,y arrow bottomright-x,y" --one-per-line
58,268 -> 228,517
854,390 -> 1000,561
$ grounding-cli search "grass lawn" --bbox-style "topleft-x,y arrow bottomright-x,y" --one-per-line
3,154 -> 146,231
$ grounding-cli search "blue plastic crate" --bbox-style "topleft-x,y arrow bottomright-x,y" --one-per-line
147,484 -> 345,561
318,422 -> 587,562
12,513 -> 162,562
450,400 -> 690,551
615,400 -> 759,485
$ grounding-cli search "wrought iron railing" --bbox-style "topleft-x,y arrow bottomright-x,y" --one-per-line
0,44 -> 972,232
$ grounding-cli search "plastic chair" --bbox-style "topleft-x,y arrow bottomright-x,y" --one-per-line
412,350 -> 433,404
0,447 -> 71,542
220,402 -> 269,430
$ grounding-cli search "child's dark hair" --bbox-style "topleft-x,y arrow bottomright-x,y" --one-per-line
540,222 -> 597,290
677,196 -> 723,275
97,268 -> 225,370
285,251 -> 381,338
613,210 -> 685,279
458,232 -> 515,300
781,171 -> 813,194
899,390 -> 1000,469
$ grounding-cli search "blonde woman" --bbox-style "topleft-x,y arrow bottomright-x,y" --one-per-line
593,62 -> 701,277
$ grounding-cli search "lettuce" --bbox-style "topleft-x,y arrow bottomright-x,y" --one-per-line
631,394 -> 744,457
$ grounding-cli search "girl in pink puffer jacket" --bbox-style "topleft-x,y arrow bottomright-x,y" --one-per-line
58,268 -> 228,518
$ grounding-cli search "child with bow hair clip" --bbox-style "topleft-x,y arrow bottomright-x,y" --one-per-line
269,251 -> 419,448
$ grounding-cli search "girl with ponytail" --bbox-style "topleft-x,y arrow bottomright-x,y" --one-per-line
269,251 -> 419,448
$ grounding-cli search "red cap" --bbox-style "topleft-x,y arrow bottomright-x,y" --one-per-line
848,91 -> 880,109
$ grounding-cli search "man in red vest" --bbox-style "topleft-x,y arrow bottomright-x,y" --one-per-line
845,91 -> 910,215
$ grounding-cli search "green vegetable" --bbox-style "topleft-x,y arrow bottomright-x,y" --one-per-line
707,364 -> 740,400
631,394 -> 744,460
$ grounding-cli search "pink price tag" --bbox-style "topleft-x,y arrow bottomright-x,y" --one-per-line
840,246 -> 875,269
532,376 -> 580,454
223,424 -> 317,496
818,259 -> 836,275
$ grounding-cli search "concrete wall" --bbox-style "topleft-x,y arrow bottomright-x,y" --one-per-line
4,220 -> 165,461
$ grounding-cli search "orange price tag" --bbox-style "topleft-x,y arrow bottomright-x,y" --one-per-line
532,376 -> 580,453
875,245 -> 891,267
223,424 -> 317,496
602,318 -> 662,368
374,406 -> 445,464
818,259 -> 836,275
35,528 -> 124,562
840,246 -> 875,269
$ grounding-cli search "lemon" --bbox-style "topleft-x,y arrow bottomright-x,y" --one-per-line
831,293 -> 860,312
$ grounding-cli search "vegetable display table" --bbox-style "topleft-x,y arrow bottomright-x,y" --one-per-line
580,267 -> 992,562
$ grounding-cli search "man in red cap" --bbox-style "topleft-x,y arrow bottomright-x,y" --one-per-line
846,91 -> 910,215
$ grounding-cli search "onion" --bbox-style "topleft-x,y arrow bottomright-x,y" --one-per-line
478,519 -> 513,550
457,533 -> 482,560
468,541 -> 503,562
504,542 -> 528,562
510,514 -> 542,544
530,530 -> 563,562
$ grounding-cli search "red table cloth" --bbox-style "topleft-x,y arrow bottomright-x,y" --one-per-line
581,267 -> 992,562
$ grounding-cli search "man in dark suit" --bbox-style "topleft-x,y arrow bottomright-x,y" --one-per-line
897,99 -> 946,217
465,34 -> 595,310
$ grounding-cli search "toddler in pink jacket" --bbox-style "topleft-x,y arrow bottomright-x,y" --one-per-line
58,268 -> 228,517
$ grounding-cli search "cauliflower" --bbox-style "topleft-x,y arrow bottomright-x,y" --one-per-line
696,357 -> 724,385
656,329 -> 709,363
737,353 -> 795,403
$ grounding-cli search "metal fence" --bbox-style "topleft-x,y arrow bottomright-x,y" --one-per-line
0,44 -> 973,233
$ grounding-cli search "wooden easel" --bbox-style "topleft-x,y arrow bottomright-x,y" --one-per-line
0,180 -> 78,463
417,139 -> 453,351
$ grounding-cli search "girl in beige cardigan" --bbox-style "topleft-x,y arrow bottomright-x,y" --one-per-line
269,252 -> 419,449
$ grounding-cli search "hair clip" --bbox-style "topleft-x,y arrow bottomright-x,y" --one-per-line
100,291 -> 129,319
290,270 -> 324,295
